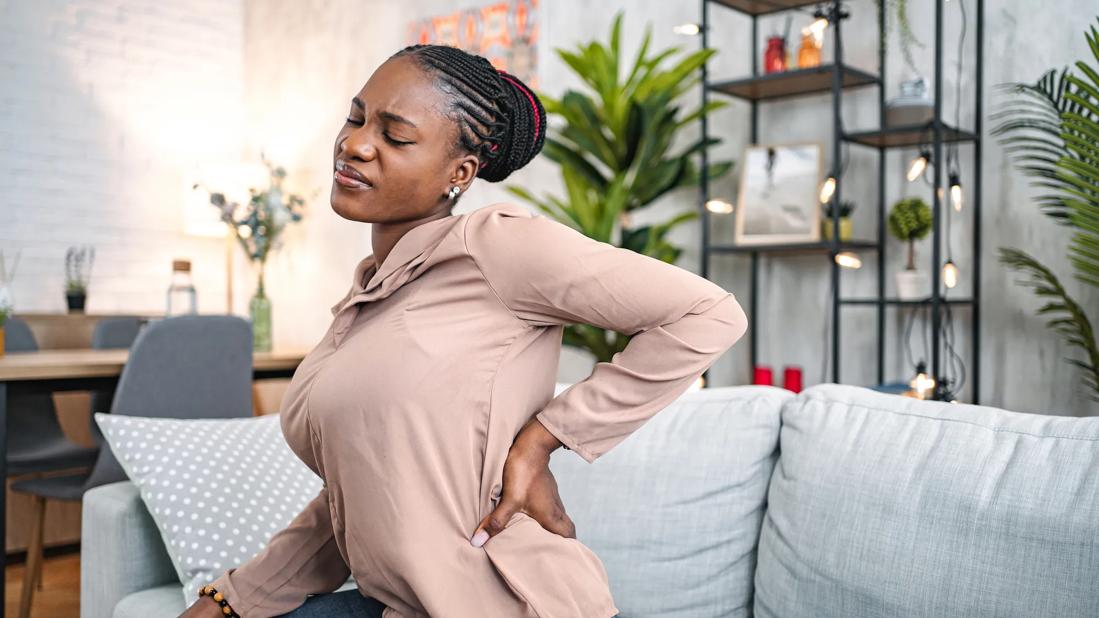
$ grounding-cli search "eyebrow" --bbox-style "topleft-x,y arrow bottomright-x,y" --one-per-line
351,97 -> 419,129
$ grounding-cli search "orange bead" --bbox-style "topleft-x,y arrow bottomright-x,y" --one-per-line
213,592 -> 224,602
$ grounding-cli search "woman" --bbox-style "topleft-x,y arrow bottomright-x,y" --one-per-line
180,44 -> 747,618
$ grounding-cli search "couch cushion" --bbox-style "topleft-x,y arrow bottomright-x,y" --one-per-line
549,385 -> 790,617
94,412 -> 325,609
756,383 -> 1099,617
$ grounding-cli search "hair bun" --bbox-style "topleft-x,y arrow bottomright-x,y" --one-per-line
478,69 -> 546,183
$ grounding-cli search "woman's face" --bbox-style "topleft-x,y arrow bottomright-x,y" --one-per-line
331,56 -> 479,224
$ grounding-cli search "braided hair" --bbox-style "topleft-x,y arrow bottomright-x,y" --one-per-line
389,44 -> 546,185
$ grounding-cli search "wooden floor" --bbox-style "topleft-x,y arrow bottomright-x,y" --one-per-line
4,551 -> 80,618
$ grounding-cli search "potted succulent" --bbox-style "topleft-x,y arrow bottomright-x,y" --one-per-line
888,197 -> 932,300
64,245 -> 95,313
821,200 -> 855,241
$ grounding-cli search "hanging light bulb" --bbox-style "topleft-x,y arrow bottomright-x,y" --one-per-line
672,23 -> 701,36
949,172 -> 964,211
942,259 -> 959,289
808,6 -> 830,39
834,251 -> 862,269
705,198 -> 734,214
819,176 -> 836,204
909,361 -> 936,400
907,150 -> 931,182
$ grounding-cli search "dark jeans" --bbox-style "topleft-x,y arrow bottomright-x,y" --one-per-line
275,588 -> 622,617
276,589 -> 387,617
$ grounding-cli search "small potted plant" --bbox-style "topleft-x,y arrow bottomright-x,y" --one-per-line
888,197 -> 932,300
821,200 -> 855,241
65,245 -> 95,313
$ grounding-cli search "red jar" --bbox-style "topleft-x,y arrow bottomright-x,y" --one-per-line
764,36 -> 787,74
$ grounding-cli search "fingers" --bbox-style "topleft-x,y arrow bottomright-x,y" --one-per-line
470,503 -> 517,548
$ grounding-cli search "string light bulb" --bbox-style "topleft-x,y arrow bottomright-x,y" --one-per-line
907,150 -> 931,182
909,361 -> 936,400
942,259 -> 959,289
672,23 -> 701,36
819,176 -> 836,204
949,172 -> 964,211
705,198 -> 734,214
834,251 -> 862,269
808,6 -> 829,38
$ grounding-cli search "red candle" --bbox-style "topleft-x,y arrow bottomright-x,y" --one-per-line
753,365 -> 773,386
783,366 -> 803,393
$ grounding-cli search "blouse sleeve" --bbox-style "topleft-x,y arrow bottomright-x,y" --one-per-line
464,204 -> 749,464
207,484 -> 350,617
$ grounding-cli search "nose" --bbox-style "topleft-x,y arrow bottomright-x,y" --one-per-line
338,125 -> 377,161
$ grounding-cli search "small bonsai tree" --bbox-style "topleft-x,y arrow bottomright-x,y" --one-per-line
888,197 -> 932,270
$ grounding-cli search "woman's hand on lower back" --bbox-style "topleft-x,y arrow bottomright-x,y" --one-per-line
469,417 -> 575,547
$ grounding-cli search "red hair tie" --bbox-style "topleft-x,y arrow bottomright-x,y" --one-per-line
498,70 -> 541,143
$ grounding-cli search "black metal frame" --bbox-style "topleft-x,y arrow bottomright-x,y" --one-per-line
698,0 -> 983,402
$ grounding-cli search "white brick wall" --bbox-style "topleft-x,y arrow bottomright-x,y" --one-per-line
1,0 -> 247,318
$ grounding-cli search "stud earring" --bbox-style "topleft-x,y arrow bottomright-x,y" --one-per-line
448,186 -> 461,199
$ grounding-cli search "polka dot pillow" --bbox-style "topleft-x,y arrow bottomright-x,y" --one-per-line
93,412 -> 324,608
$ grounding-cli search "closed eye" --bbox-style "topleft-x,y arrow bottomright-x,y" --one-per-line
344,117 -> 414,146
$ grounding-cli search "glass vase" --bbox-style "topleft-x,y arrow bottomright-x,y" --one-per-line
250,270 -> 272,353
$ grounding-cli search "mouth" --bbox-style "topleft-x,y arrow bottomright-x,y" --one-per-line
334,160 -> 374,189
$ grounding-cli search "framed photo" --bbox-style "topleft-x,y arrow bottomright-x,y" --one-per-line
734,142 -> 824,245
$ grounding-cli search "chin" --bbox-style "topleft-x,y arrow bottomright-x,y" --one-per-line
330,186 -> 377,222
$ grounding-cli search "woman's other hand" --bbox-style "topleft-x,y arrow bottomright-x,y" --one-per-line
177,594 -> 229,618
469,416 -> 574,547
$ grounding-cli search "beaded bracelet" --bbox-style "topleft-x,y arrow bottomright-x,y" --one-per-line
198,584 -> 241,617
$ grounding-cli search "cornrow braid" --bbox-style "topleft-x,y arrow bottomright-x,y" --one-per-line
389,44 -> 546,184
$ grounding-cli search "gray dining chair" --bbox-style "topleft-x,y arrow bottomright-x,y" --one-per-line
87,316 -> 146,448
10,314 -> 254,618
3,318 -> 100,476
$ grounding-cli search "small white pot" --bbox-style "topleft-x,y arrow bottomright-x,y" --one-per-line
895,269 -> 929,301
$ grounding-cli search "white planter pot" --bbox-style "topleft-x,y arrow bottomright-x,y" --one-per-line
895,269 -> 929,301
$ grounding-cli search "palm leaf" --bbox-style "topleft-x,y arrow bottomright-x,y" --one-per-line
999,248 -> 1099,401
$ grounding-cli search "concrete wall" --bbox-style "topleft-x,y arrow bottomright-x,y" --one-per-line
3,0 -> 1096,415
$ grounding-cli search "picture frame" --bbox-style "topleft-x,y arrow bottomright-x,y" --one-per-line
733,142 -> 824,245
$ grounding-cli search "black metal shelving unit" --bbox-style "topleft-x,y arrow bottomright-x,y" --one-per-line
698,0 -> 984,402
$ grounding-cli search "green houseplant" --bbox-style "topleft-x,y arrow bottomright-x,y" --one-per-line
506,11 -> 734,362
992,17 -> 1099,402
821,200 -> 855,241
194,153 -> 312,352
888,197 -> 932,300
64,245 -> 95,313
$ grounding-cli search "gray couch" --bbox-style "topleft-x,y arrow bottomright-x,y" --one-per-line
82,384 -> 1099,617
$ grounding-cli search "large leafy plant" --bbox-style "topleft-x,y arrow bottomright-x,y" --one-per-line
992,18 -> 1099,402
507,11 -> 734,362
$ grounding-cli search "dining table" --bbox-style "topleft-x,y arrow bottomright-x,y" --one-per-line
0,347 -> 308,615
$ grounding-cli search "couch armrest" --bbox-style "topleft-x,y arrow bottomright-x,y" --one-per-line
81,480 -> 180,618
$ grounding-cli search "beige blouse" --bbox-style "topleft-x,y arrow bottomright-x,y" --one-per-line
210,201 -> 748,617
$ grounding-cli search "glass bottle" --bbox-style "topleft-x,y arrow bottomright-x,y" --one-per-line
166,259 -> 197,316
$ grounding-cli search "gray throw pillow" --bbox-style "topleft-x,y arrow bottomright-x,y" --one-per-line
93,412 -> 324,608
548,385 -> 791,617
756,383 -> 1099,617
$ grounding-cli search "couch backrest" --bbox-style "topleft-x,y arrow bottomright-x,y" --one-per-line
755,383 -> 1099,617
549,384 -> 791,618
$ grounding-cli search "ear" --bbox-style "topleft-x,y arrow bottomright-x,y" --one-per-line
449,153 -> 480,193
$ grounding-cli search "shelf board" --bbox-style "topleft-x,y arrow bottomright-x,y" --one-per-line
843,124 -> 978,148
840,297 -> 976,306
708,0 -> 820,16
708,65 -> 879,102
709,239 -> 880,255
